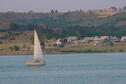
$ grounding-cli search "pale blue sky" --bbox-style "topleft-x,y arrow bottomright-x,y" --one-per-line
0,0 -> 126,12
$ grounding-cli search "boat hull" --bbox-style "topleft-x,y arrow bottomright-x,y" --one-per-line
25,61 -> 45,66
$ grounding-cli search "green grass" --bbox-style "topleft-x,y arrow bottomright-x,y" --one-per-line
61,49 -> 107,53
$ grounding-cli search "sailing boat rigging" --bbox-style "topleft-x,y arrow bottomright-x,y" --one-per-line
25,29 -> 45,66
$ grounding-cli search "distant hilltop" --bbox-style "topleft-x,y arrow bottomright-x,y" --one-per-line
0,7 -> 126,18
1,6 -> 126,15
87,7 -> 126,17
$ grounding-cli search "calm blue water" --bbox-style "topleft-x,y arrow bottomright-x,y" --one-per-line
0,53 -> 126,84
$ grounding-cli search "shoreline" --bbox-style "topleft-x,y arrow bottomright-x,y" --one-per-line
0,51 -> 126,56
1,42 -> 126,56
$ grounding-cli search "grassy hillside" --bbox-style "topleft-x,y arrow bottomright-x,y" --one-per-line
0,11 -> 126,39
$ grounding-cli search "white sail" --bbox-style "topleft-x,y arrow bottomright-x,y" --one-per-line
34,30 -> 44,61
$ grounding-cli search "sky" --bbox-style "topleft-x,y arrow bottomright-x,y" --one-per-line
0,0 -> 126,12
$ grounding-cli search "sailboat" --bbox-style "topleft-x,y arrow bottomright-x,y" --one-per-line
25,29 -> 45,66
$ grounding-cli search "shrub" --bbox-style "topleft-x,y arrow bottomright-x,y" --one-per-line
0,41 -> 3,44
9,45 -> 20,51
13,45 -> 20,51
119,49 -> 124,52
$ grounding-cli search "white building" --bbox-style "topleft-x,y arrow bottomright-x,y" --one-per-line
67,36 -> 78,42
56,39 -> 62,45
121,36 -> 126,42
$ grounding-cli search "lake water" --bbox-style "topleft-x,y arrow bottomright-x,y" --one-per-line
0,53 -> 126,84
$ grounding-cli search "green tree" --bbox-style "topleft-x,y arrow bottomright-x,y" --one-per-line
13,45 -> 20,51
0,41 -> 3,44
9,47 -> 14,51
9,45 -> 20,51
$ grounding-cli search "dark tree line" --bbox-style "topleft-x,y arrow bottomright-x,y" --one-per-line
7,23 -> 126,39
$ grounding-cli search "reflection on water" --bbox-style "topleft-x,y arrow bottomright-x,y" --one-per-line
0,53 -> 126,84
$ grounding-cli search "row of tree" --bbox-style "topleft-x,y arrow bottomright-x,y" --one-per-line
5,23 -> 126,39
